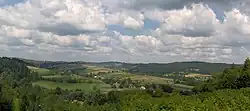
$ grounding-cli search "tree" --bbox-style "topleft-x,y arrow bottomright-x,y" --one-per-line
159,84 -> 173,93
107,91 -> 120,103
243,57 -> 250,71
55,87 -> 62,95
152,88 -> 163,97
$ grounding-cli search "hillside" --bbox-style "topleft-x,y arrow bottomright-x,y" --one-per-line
17,57 -> 242,75
1,57 -> 250,111
106,62 -> 242,75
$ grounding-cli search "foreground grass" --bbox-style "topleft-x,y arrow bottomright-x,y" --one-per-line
32,80 -> 112,92
117,88 -> 250,111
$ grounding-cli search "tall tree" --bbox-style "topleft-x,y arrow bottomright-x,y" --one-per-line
243,57 -> 250,71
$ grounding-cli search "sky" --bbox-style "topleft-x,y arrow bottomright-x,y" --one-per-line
0,0 -> 250,63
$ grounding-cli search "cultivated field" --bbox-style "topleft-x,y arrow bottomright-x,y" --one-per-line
28,66 -> 51,75
98,72 -> 174,85
85,66 -> 113,74
184,73 -> 212,78
30,65 -> 192,92
74,65 -> 114,75
171,84 -> 194,91
32,80 -> 112,92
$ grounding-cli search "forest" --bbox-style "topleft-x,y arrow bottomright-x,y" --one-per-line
1,57 -> 250,111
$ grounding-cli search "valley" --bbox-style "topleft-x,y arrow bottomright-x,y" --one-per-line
1,57 -> 248,111
27,61 -> 206,93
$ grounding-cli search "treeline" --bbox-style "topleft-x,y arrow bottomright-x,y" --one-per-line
0,57 -> 39,110
104,62 -> 241,75
193,58 -> 250,93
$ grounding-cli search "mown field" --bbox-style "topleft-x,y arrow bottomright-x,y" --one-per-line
28,65 -> 111,92
30,65 -> 193,92
32,81 -> 112,92
28,66 -> 51,75
74,65 -> 114,74
34,73 -> 114,92
184,73 -> 212,77
98,72 -> 174,84
74,66 -> 193,90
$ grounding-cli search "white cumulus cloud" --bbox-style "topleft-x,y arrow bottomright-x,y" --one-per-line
0,0 -> 250,63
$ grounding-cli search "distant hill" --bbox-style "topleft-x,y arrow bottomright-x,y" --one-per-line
102,62 -> 242,76
12,57 -> 242,76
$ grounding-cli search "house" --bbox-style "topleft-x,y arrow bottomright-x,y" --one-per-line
112,82 -> 120,88
140,86 -> 146,90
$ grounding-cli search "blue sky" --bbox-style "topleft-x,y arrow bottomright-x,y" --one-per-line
107,19 -> 160,36
0,0 -> 24,6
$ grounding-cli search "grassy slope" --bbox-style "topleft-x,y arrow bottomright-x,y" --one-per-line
41,75 -> 104,83
30,65 -> 193,91
83,66 -> 193,90
32,81 -> 112,92
120,88 -> 250,111
28,66 -> 51,75
99,72 -> 173,84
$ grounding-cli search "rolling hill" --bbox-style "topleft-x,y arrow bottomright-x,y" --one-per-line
14,57 -> 242,76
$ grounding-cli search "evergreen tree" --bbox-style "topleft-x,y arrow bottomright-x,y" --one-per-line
243,57 -> 250,71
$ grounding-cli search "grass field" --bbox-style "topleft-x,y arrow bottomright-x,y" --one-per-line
130,75 -> 173,84
72,65 -> 113,75
171,84 -> 194,90
42,74 -> 104,83
86,66 -> 113,74
28,66 -> 51,75
32,80 -> 112,92
184,73 -> 212,78
99,72 -> 174,84
42,75 -> 64,78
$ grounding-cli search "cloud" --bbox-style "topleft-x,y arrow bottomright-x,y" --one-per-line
106,10 -> 145,29
148,4 -> 219,37
0,0 -> 250,63
118,0 -> 246,11
0,0 -> 107,35
150,4 -> 250,62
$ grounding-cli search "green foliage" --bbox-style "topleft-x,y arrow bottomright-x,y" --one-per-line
243,57 -> 250,71
194,58 -> 250,93
32,80 -> 112,92
12,98 -> 20,111
107,62 -> 242,75
2,57 -> 250,111
27,66 -> 51,76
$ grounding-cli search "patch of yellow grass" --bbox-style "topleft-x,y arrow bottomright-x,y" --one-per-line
184,73 -> 212,77
85,65 -> 113,74
129,75 -> 173,84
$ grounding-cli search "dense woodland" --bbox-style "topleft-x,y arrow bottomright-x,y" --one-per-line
1,57 -> 250,111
